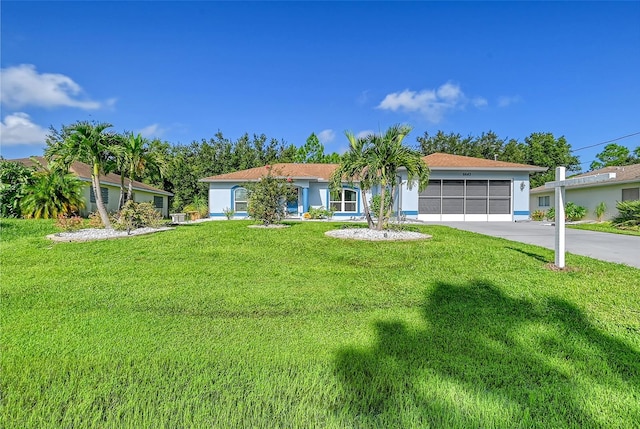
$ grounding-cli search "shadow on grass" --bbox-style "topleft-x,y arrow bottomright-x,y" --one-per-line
335,280 -> 639,428
506,246 -> 551,263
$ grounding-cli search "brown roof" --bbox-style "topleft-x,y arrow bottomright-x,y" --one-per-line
200,153 -> 546,182
422,153 -> 547,171
200,163 -> 340,182
531,163 -> 640,193
10,157 -> 172,196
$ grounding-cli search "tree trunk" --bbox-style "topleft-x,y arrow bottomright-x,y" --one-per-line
385,182 -> 397,223
118,173 -> 125,209
92,163 -> 112,229
127,165 -> 134,202
377,184 -> 386,231
361,188 -> 374,229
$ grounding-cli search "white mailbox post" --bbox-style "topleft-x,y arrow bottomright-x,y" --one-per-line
545,167 -> 616,268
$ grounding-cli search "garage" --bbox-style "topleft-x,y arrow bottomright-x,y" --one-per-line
419,179 -> 512,221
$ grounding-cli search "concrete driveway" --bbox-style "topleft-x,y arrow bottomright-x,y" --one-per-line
438,222 -> 640,269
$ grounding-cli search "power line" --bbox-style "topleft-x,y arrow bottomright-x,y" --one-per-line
571,131 -> 640,152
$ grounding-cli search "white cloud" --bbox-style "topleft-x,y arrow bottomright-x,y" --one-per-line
0,64 -> 105,110
0,112 -> 48,145
497,95 -> 521,107
356,130 -> 375,139
472,97 -> 488,108
138,123 -> 165,138
377,82 -> 483,123
317,129 -> 335,144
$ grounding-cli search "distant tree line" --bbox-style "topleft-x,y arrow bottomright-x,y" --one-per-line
3,120 -> 638,218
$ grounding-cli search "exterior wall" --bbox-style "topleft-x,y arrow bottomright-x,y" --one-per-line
530,182 -> 640,221
417,170 -> 530,222
80,183 -> 170,218
208,180 -> 361,219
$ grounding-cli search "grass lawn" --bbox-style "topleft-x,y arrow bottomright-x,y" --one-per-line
1,219 -> 639,428
569,221 -> 640,236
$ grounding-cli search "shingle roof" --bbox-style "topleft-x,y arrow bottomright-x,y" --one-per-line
200,163 -> 340,182
200,153 -> 546,182
10,157 -> 173,196
422,153 -> 547,171
530,163 -> 640,193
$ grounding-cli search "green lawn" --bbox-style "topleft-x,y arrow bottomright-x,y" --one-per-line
569,221 -> 640,236
1,219 -> 639,428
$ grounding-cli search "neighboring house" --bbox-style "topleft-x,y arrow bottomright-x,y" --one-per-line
12,157 -> 173,218
530,163 -> 640,221
200,153 -> 546,222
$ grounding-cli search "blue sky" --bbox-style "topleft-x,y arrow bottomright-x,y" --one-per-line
1,1 -> 639,170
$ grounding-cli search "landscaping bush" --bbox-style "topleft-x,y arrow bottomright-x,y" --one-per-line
611,200 -> 640,230
531,210 -> 545,221
88,211 -> 104,228
594,201 -> 607,222
183,195 -> 209,220
113,201 -> 162,231
245,166 -> 295,225
55,214 -> 84,232
565,202 -> 587,221
307,206 -> 333,219
222,207 -> 235,220
546,202 -> 587,222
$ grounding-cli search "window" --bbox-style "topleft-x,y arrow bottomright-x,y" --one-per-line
622,187 -> 639,201
90,187 -> 109,204
538,196 -> 550,207
153,196 -> 164,209
330,189 -> 357,212
234,187 -> 248,212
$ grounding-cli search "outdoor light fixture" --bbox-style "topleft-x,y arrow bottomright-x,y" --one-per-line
520,182 -> 526,191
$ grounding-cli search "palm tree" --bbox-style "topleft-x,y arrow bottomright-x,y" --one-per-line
121,133 -> 164,203
45,121 -> 116,228
372,125 -> 430,229
330,131 -> 375,228
332,125 -> 430,230
20,158 -> 85,219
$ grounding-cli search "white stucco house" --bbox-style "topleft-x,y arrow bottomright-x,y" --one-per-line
530,163 -> 640,221
13,157 -> 173,218
200,153 -> 546,222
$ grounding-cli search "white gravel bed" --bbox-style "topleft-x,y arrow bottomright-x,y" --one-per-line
325,228 -> 431,241
47,227 -> 174,242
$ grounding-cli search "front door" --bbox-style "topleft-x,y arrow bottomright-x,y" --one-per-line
287,188 -> 299,215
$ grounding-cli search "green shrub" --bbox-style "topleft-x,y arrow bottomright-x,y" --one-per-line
245,166 -> 295,225
611,200 -> 640,230
594,201 -> 607,221
546,202 -> 587,222
565,202 -> 587,221
113,201 -> 162,231
307,206 -> 333,219
531,210 -> 546,221
222,207 -> 235,220
546,207 -> 555,221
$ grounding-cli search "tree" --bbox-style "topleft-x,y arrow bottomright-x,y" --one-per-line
0,160 -> 35,218
332,125 -> 429,231
589,143 -> 635,170
295,133 -> 341,163
45,121 -> 117,228
19,158 -> 85,219
120,133 -> 165,203
331,131 -> 375,228
523,133 -> 580,188
245,166 -> 296,225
